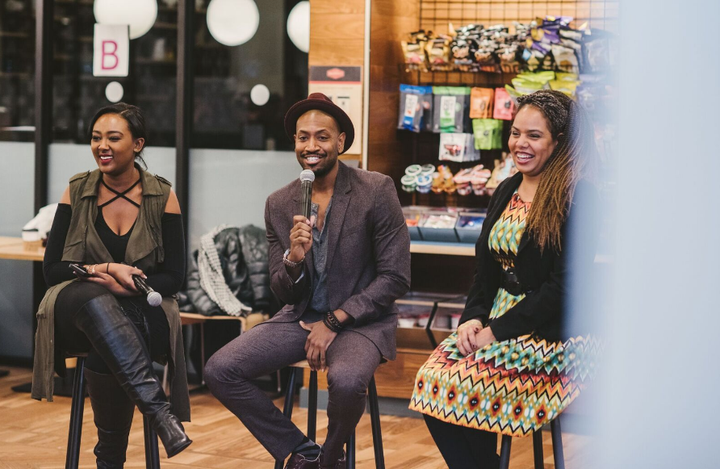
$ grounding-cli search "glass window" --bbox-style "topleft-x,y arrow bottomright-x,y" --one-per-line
52,0 -> 177,146
193,0 -> 308,151
0,0 -> 35,142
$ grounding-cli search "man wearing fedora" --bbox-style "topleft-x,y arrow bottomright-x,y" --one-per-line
205,93 -> 411,469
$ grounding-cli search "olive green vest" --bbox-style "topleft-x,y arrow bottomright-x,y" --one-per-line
62,167 -> 171,270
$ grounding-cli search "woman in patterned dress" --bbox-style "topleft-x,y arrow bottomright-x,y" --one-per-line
409,90 -> 600,468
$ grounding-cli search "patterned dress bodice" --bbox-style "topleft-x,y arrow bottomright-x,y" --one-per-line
487,191 -> 531,320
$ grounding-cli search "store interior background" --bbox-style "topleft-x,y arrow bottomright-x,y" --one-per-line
3,0 -> 720,467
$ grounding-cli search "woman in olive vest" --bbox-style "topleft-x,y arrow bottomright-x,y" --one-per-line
32,103 -> 192,466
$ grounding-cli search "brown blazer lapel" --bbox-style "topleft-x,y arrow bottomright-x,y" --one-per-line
325,162 -> 352,273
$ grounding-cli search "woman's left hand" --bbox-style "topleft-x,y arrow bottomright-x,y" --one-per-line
472,327 -> 497,352
86,271 -> 138,297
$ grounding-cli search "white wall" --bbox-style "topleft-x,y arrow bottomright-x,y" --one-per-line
0,142 -> 35,359
594,1 -> 720,467
187,148 -> 303,249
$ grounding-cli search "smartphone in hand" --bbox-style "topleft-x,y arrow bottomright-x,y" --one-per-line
69,263 -> 91,278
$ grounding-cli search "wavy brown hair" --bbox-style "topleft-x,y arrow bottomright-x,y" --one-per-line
516,90 -> 597,253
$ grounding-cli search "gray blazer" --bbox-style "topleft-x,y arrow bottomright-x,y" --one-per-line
262,162 -> 411,360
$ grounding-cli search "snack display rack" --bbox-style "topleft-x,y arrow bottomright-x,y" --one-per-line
358,0 -> 618,399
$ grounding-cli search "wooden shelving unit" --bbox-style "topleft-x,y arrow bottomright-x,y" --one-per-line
306,0 -> 617,401
410,241 -> 475,256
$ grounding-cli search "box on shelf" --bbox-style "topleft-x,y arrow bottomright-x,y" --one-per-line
395,291 -> 462,348
418,210 -> 459,242
455,211 -> 486,244
402,206 -> 429,241
435,296 -> 467,331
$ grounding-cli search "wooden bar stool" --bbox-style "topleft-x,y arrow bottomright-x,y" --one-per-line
498,417 -> 565,469
65,352 -> 161,469
274,360 -> 385,469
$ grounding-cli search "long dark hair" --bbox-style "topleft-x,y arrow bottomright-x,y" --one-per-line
88,103 -> 148,168
516,90 -> 597,252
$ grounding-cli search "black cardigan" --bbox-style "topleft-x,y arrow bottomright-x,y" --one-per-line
459,172 -> 600,342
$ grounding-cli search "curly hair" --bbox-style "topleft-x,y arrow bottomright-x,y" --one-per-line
515,90 -> 597,252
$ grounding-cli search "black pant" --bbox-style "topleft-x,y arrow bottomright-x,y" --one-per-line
54,282 -> 169,373
423,414 -> 500,469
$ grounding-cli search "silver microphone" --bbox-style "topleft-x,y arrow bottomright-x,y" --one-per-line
133,275 -> 163,307
299,169 -> 315,219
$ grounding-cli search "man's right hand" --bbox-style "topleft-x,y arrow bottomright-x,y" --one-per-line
289,215 -> 312,262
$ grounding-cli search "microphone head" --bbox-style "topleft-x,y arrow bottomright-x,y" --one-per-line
147,291 -> 163,307
300,169 -> 315,183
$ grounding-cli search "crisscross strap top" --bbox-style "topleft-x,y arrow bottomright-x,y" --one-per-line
98,177 -> 141,208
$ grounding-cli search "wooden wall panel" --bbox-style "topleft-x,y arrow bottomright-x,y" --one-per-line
308,0 -> 366,161
366,0 -> 420,179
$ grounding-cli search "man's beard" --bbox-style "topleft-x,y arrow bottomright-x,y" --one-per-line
312,163 -> 332,178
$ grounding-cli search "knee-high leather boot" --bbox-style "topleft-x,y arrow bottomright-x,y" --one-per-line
75,294 -> 192,458
85,368 -> 135,468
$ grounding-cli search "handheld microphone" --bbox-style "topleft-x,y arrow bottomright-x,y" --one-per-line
299,169 -> 315,219
133,275 -> 163,307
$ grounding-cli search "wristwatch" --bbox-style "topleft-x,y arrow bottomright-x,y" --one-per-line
283,249 -> 304,268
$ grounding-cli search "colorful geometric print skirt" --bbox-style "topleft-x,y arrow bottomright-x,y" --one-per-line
409,332 -> 600,437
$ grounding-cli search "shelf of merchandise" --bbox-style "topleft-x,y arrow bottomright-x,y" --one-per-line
410,240 -> 475,256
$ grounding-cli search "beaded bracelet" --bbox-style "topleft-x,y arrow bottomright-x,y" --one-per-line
324,311 -> 344,333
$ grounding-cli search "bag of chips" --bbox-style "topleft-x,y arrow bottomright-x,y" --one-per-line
432,86 -> 471,133
398,84 -> 433,133
472,119 -> 504,150
469,88 -> 494,119
426,36 -> 452,69
439,133 -> 479,162
401,30 -> 429,69
493,87 -> 515,121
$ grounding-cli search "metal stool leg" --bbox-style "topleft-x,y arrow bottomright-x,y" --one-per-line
367,377 -> 385,469
143,415 -> 161,469
533,428 -> 544,469
498,434 -> 512,469
551,418 -> 565,469
346,430 -> 356,469
308,370 -> 318,441
65,358 -> 86,469
275,368 -> 299,469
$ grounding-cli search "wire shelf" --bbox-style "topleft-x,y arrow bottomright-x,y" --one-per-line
419,0 -> 619,35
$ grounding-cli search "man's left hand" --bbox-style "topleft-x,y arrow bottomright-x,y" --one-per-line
300,320 -> 337,372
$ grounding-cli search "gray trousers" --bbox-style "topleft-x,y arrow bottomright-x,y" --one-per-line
204,321 -> 382,464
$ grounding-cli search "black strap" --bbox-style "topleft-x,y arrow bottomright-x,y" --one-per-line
99,177 -> 141,208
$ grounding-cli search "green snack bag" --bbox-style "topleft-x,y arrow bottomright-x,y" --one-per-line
472,119 -> 504,150
432,86 -> 471,133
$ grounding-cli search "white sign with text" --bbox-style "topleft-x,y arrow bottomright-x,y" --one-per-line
93,24 -> 129,77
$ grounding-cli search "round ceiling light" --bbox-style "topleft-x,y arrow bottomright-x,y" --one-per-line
207,0 -> 260,47
105,81 -> 125,103
105,81 -> 124,103
250,84 -> 270,106
94,0 -> 158,40
287,1 -> 309,53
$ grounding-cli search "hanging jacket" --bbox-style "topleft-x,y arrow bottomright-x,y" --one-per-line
179,225 -> 271,316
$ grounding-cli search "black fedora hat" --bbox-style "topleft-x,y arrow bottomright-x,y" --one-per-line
284,93 -> 355,154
